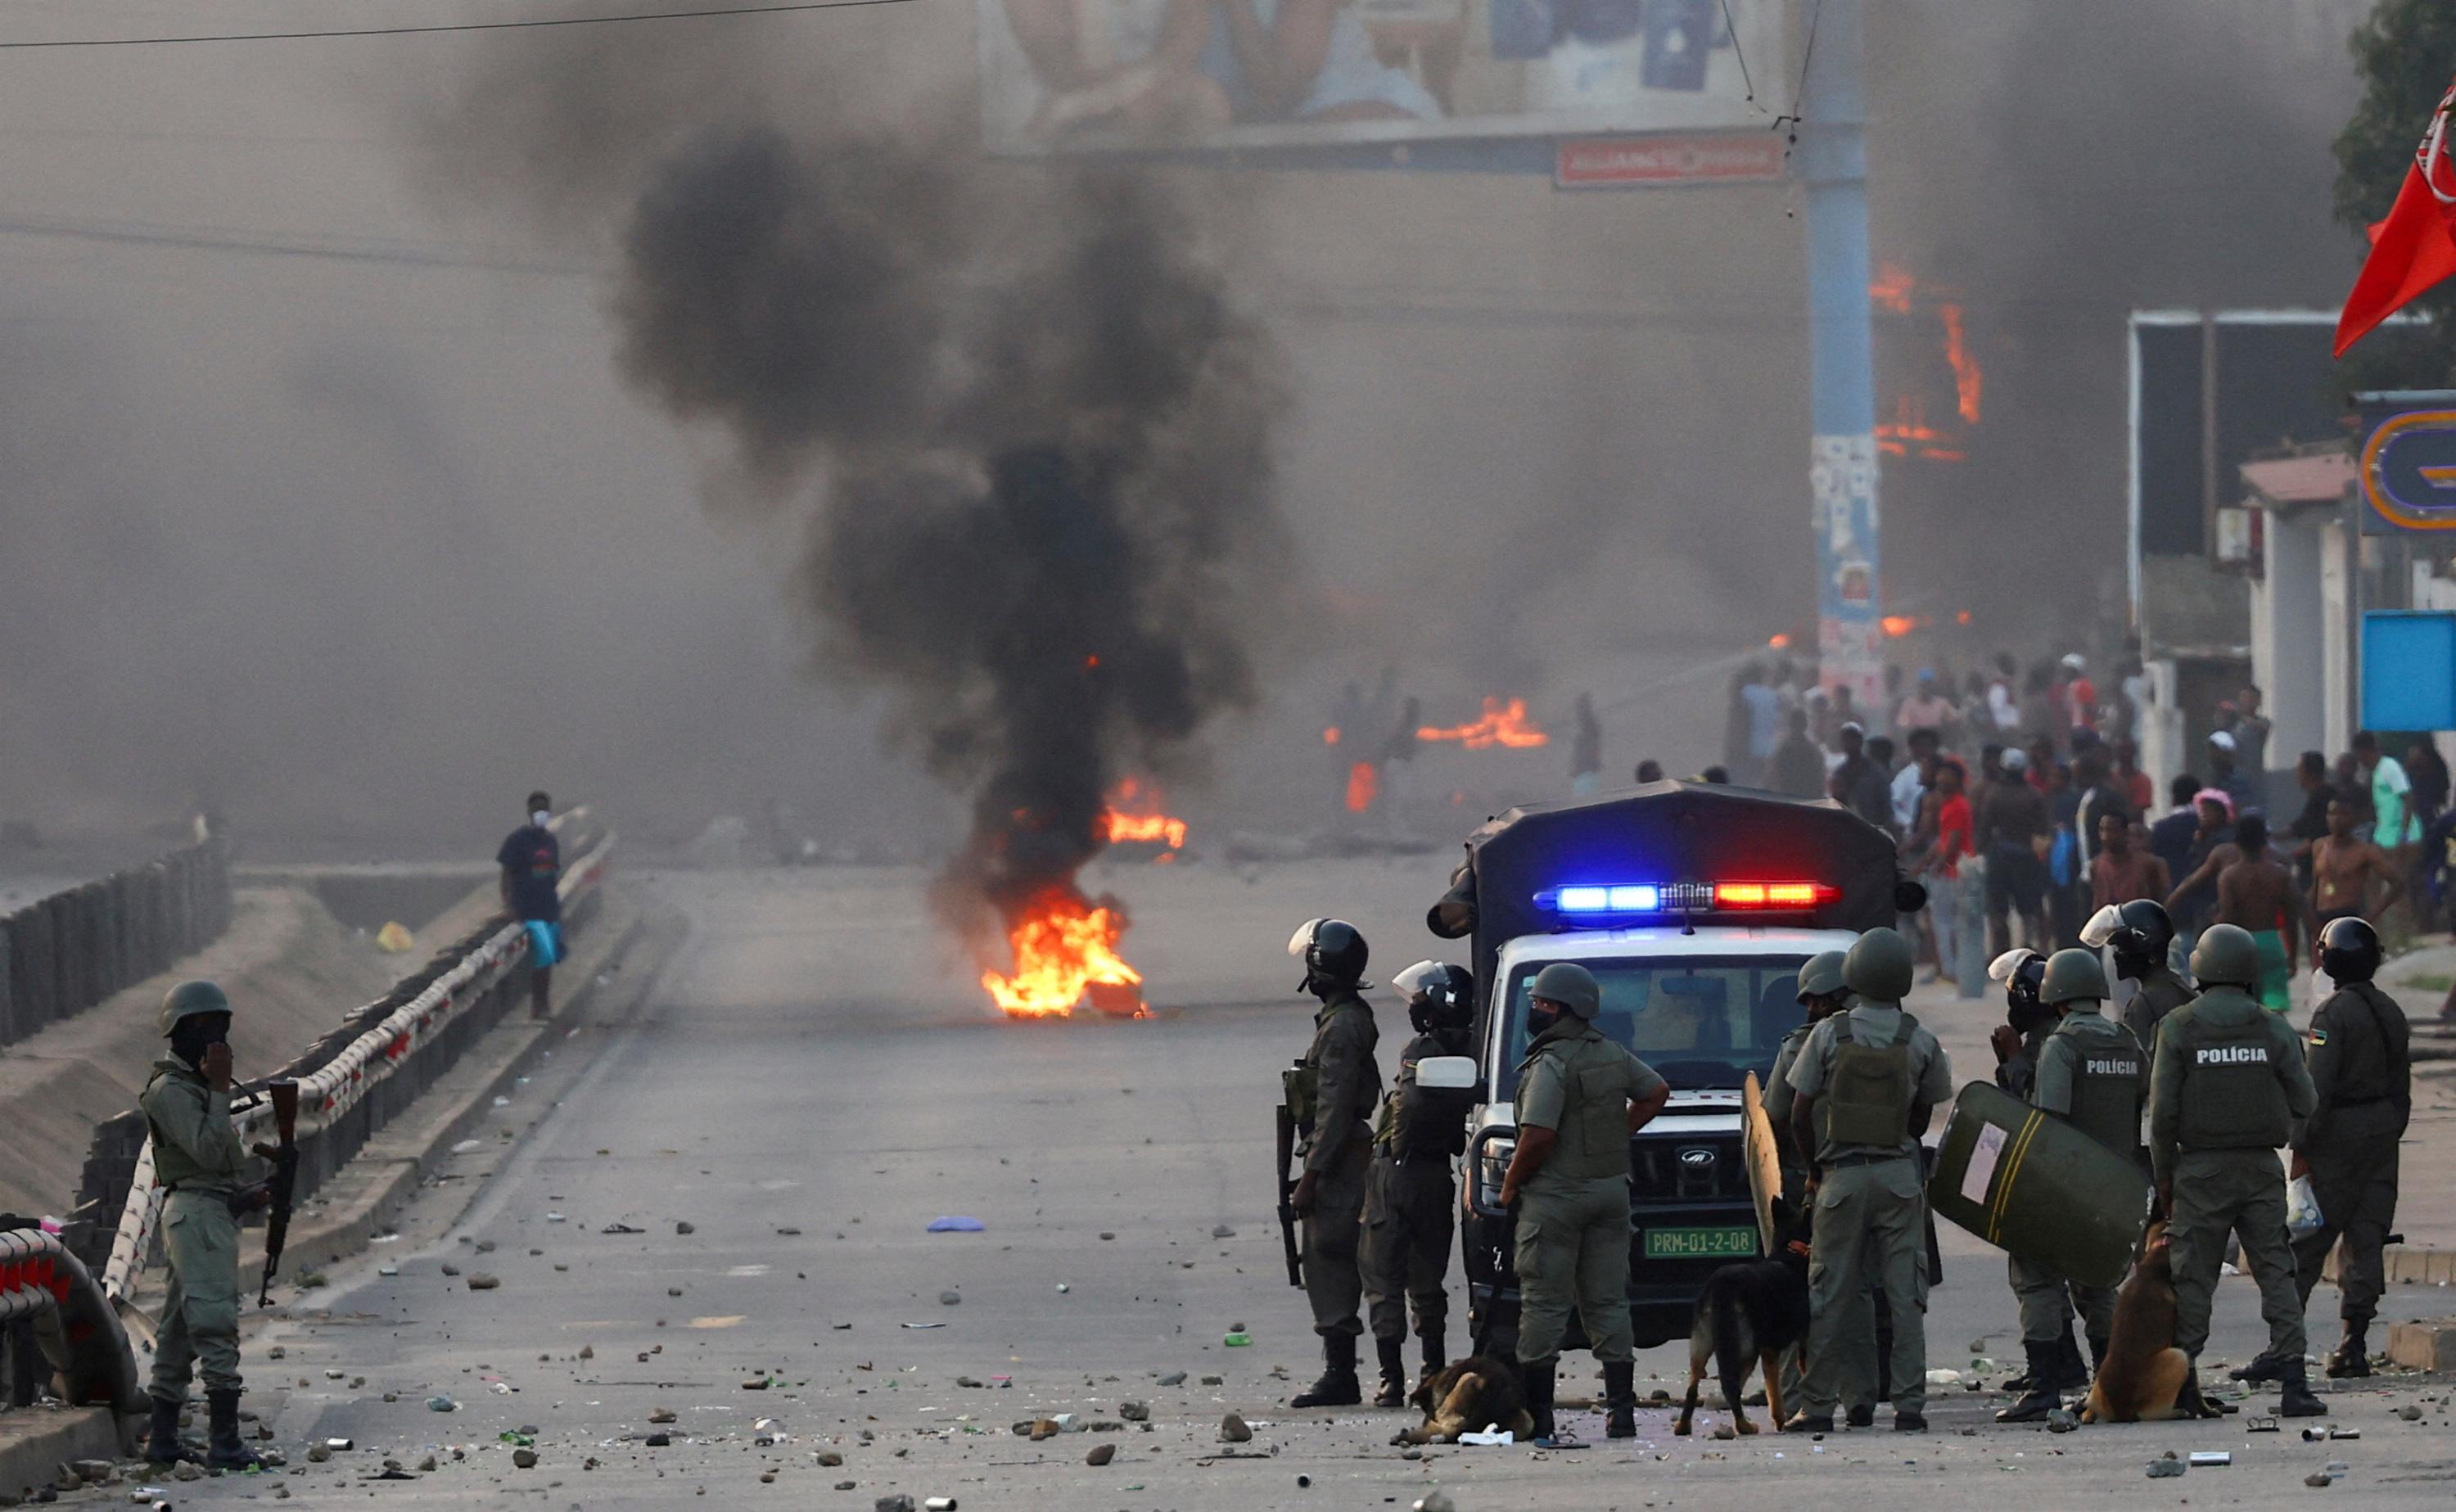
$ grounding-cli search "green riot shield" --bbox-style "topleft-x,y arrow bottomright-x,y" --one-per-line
1927,1080 -> 2149,1289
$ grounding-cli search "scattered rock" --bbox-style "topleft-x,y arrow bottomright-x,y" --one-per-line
1201,1375 -> 1223,1386
644,1433 -> 670,1447
170,1464 -> 203,1483
939,1290 -> 962,1307
1099,1233 -> 1115,1241
1212,1225 -> 1235,1239
816,1451 -> 844,1467
2047,1408 -> 2078,1433
474,1240 -> 495,1253
2400,1404 -> 2424,1421
835,1483 -> 857,1492
306,1447 -> 332,1465
1711,1425 -> 1736,1441
649,1408 -> 677,1424
417,1456 -> 436,1473
1119,1401 -> 1150,1422
1158,1372 -> 1186,1387
2306,1473 -> 2332,1487
512,1448 -> 539,1469
778,1226 -> 802,1235
2147,1456 -> 2186,1479
1415,1495 -> 1456,1512
1086,1444 -> 1117,1466
668,1288 -> 684,1298
578,1345 -> 594,1361
465,1273 -> 500,1291
875,1497 -> 916,1512
676,1221 -> 696,1235
440,1263 -> 461,1277
1220,1413 -> 1253,1443
743,1376 -> 772,1391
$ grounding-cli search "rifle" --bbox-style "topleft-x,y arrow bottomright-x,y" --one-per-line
1274,1103 -> 1303,1289
252,1081 -> 300,1306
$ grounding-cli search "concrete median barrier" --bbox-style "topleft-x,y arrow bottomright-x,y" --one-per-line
0,833 -> 233,1054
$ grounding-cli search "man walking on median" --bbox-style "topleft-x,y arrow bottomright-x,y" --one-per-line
498,790 -> 562,1020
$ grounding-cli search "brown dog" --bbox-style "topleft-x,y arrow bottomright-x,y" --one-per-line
2079,1221 -> 2211,1423
1391,1356 -> 1535,1446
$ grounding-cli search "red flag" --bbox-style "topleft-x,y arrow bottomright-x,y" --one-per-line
2336,76 -> 2456,358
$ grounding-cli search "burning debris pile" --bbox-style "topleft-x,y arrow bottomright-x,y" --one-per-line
607,126 -> 1286,1018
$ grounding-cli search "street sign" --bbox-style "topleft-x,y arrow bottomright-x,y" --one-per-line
2359,403 -> 2456,532
2362,611 -> 2456,731
1554,133 -> 1787,188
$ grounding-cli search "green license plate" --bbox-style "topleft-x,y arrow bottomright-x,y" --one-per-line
1642,1225 -> 1758,1260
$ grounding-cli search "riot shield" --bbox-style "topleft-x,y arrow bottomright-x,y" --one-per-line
1740,1072 -> 1783,1257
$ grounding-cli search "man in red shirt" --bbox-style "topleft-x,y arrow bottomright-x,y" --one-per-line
2061,653 -> 2097,734
1925,760 -> 1975,984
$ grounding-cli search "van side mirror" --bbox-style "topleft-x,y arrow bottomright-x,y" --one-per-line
1894,878 -> 1930,914
1415,1055 -> 1480,1091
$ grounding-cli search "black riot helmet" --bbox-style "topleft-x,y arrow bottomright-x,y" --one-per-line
2082,899 -> 2174,980
2317,915 -> 2384,985
1392,960 -> 1474,1036
1989,948 -> 2052,1037
1288,918 -> 1370,995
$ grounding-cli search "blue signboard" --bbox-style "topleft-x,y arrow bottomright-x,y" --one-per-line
2362,611 -> 2456,732
2359,399 -> 2456,533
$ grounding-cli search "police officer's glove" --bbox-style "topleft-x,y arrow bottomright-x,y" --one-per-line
225,1185 -> 272,1216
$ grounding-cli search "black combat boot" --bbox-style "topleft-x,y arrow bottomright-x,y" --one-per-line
1893,1407 -> 1927,1432
2278,1360 -> 2328,1419
1604,1362 -> 1637,1438
1784,1406 -> 1835,1433
2046,1331 -> 2090,1391
1291,1334 -> 1362,1409
145,1397 -> 201,1465
205,1390 -> 263,1471
1844,1403 -> 1875,1428
2326,1325 -> 2371,1379
1418,1329 -> 1447,1380
1521,1357 -> 1560,1445
1372,1337 -> 1408,1408
2230,1351 -> 2289,1384
1994,1343 -> 2062,1423
2176,1361 -> 2233,1419
2087,1334 -> 2109,1376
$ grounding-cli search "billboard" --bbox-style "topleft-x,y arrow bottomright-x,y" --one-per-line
977,0 -> 1785,155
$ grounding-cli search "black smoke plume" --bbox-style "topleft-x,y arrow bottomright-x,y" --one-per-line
609,122 -> 1287,968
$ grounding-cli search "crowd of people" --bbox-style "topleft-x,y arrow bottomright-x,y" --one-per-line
1691,655 -> 2456,1016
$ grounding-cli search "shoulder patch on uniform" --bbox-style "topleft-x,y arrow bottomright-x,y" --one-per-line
2306,1028 -> 2327,1046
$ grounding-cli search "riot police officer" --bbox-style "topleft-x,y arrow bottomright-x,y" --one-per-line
1767,950 -> 1880,1428
1784,928 -> 1953,1433
1984,947 -> 2086,1405
1284,918 -> 1383,1408
1498,962 -> 1670,1442
1997,950 -> 2147,1421
2285,917 -> 2409,1379
1361,961 -> 1477,1406
142,981 -> 268,1469
2148,923 -> 2323,1418
2084,900 -> 2193,1076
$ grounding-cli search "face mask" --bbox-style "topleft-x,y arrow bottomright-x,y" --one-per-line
1527,1003 -> 1560,1038
531,810 -> 552,828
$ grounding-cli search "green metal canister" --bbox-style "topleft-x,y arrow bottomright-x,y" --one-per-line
1926,1081 -> 2148,1289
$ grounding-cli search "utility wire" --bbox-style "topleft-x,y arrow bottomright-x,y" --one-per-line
0,0 -> 919,50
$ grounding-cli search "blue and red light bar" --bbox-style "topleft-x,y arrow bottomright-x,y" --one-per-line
1535,880 -> 1837,918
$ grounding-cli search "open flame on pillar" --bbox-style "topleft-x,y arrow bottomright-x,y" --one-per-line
1102,778 -> 1190,851
980,887 -> 1146,1018
1345,761 -> 1380,813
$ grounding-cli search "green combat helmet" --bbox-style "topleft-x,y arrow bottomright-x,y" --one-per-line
1796,949 -> 1849,1003
1843,927 -> 1915,1004
1528,961 -> 1601,1019
2188,923 -> 2260,990
159,979 -> 231,1037
2039,948 -> 2109,1007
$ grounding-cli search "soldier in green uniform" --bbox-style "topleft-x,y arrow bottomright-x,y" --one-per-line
1767,950 -> 1879,1428
1783,928 -> 1953,1433
2148,923 -> 2323,1418
1984,948 -> 2087,1406
2086,900 -> 2193,1078
2285,917 -> 2409,1379
1361,962 -> 1478,1406
1499,962 -> 1670,1443
1284,918 -> 1382,1408
1997,950 -> 2147,1421
141,981 -> 268,1469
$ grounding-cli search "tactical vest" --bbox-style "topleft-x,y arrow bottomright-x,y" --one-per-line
2051,1014 -> 2145,1157
1825,1011 -> 1920,1150
2173,992 -> 2292,1150
142,1064 -> 237,1194
1523,1027 -> 1639,1181
1375,1037 -> 1473,1159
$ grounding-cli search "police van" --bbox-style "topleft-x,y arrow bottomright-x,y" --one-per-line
1419,780 -> 1916,1354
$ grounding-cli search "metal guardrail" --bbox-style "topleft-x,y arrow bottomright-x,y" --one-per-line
0,1226 -> 142,1424
88,813 -> 612,1312
0,831 -> 232,1049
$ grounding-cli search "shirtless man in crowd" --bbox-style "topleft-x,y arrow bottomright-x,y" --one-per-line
2311,798 -> 2404,930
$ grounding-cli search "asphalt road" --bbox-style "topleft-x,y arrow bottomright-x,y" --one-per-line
162,864 -> 2456,1510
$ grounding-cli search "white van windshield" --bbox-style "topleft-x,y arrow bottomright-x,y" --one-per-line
1495,956 -> 1810,1100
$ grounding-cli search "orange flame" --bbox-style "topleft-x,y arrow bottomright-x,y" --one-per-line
981,890 -> 1144,1018
1101,778 -> 1188,850
1939,303 -> 1983,424
1323,726 -> 1341,746
1346,761 -> 1380,813
1880,614 -> 1920,638
1417,697 -> 1550,749
1869,262 -> 1916,315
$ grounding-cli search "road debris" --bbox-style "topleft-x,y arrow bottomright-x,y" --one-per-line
1086,1444 -> 1117,1465
927,1216 -> 985,1232
1220,1413 -> 1253,1443
466,1272 -> 500,1290
2146,1455 -> 2185,1478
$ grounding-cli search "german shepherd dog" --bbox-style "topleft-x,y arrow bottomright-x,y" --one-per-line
2079,1221 -> 2212,1423
1674,1200 -> 1813,1438
1392,1356 -> 1535,1446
